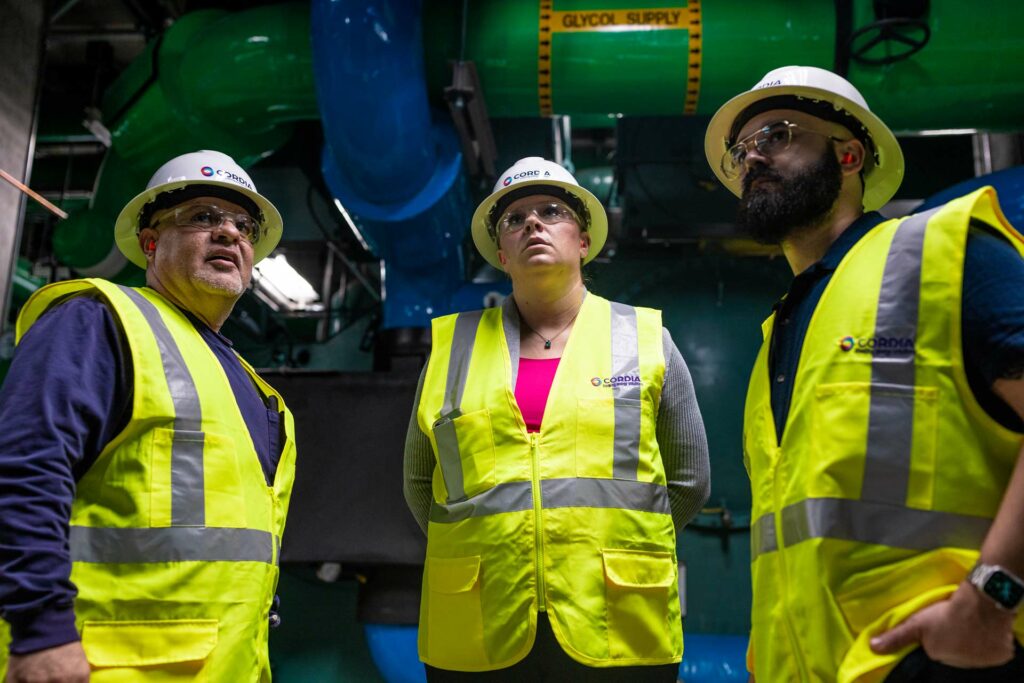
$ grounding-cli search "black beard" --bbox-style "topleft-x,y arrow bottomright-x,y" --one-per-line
736,149 -> 843,244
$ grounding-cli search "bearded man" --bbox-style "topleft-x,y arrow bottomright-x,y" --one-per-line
705,66 -> 1024,682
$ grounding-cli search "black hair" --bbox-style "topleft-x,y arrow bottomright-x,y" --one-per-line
137,184 -> 263,232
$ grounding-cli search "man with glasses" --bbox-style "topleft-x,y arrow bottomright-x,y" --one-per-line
704,66 -> 1024,681
0,150 -> 297,682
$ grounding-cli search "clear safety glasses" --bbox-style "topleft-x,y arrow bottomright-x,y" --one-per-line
721,120 -> 847,180
155,203 -> 262,244
496,201 -> 580,236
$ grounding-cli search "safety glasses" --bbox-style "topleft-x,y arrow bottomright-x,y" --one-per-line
721,120 -> 847,180
155,203 -> 262,244
496,201 -> 580,236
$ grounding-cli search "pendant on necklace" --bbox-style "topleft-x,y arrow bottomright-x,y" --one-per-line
544,340 -> 552,349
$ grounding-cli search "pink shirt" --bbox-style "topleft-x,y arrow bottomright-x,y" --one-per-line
514,357 -> 561,432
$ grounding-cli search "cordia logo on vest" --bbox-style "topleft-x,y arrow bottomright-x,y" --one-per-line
590,374 -> 642,388
838,335 -> 915,356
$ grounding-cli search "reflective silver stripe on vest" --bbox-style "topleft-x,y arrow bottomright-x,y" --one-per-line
780,497 -> 991,552
70,526 -> 276,564
118,287 -> 205,526
428,477 -> 670,524
861,208 -> 941,506
429,481 -> 534,523
542,477 -> 669,514
434,310 -> 485,504
502,297 -> 521,392
610,302 -> 642,479
751,512 -> 778,559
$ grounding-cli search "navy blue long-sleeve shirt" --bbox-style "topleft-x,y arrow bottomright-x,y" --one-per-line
769,212 -> 1024,439
0,293 -> 282,654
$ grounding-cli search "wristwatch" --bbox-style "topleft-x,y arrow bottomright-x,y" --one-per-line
967,562 -> 1024,612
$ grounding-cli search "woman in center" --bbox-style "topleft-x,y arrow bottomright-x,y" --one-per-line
404,157 -> 710,681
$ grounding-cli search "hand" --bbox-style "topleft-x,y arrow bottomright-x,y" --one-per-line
5,641 -> 90,683
869,581 -> 1016,668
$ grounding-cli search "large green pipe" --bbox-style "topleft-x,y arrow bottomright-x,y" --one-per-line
52,0 -> 1024,277
424,0 -> 1024,130
53,3 -> 316,279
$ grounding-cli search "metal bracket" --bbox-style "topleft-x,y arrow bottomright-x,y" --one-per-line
444,60 -> 498,182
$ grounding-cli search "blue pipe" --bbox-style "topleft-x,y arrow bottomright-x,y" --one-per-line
361,624 -> 749,683
311,0 -> 473,328
914,165 -> 1024,228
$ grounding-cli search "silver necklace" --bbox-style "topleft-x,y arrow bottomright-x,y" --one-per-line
523,309 -> 580,350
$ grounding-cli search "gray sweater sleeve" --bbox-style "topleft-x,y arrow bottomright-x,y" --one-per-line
403,363 -> 434,535
658,328 -> 711,532
403,330 -> 712,535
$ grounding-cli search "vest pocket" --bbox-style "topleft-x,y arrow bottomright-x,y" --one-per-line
424,555 -> 488,667
151,429 -> 246,527
812,383 -> 938,501
82,619 -> 218,682
431,409 -> 496,501
576,396 -> 649,478
602,548 -> 676,660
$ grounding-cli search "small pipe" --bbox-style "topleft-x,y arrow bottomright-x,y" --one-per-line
0,169 -> 68,219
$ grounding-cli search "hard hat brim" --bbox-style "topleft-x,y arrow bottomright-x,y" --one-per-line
114,178 -> 284,268
704,84 -> 904,212
470,178 -> 608,270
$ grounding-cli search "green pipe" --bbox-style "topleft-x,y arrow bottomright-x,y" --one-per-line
424,0 -> 1024,130
53,3 -> 316,278
52,0 -> 1024,276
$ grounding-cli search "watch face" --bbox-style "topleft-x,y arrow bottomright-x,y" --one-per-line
984,570 -> 1024,609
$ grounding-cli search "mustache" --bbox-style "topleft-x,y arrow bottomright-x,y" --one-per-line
741,166 -> 783,194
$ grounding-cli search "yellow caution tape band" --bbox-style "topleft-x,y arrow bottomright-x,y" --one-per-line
551,8 -> 688,32
538,2 -> 701,116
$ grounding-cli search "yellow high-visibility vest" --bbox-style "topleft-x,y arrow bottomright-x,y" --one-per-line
743,188 -> 1024,682
0,279 -> 296,682
416,292 -> 681,671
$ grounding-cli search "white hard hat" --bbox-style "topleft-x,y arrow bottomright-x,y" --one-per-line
704,65 -> 904,211
470,157 -> 607,270
114,150 -> 283,267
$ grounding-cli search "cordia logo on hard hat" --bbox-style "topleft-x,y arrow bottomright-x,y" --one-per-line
197,165 -> 254,190
504,169 -> 555,187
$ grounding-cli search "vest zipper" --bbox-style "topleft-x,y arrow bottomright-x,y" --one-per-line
530,432 -> 546,612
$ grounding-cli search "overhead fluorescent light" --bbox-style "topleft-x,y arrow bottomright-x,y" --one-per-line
252,253 -> 323,312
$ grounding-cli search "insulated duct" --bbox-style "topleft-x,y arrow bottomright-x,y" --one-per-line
422,0 -> 1024,131
52,3 -> 317,281
311,0 -> 484,329
51,0 -> 1024,309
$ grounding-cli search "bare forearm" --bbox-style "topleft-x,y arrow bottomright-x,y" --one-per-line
979,443 -> 1024,576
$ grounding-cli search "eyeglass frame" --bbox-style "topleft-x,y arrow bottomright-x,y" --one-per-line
491,199 -> 584,240
721,120 -> 850,180
151,201 -> 264,245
